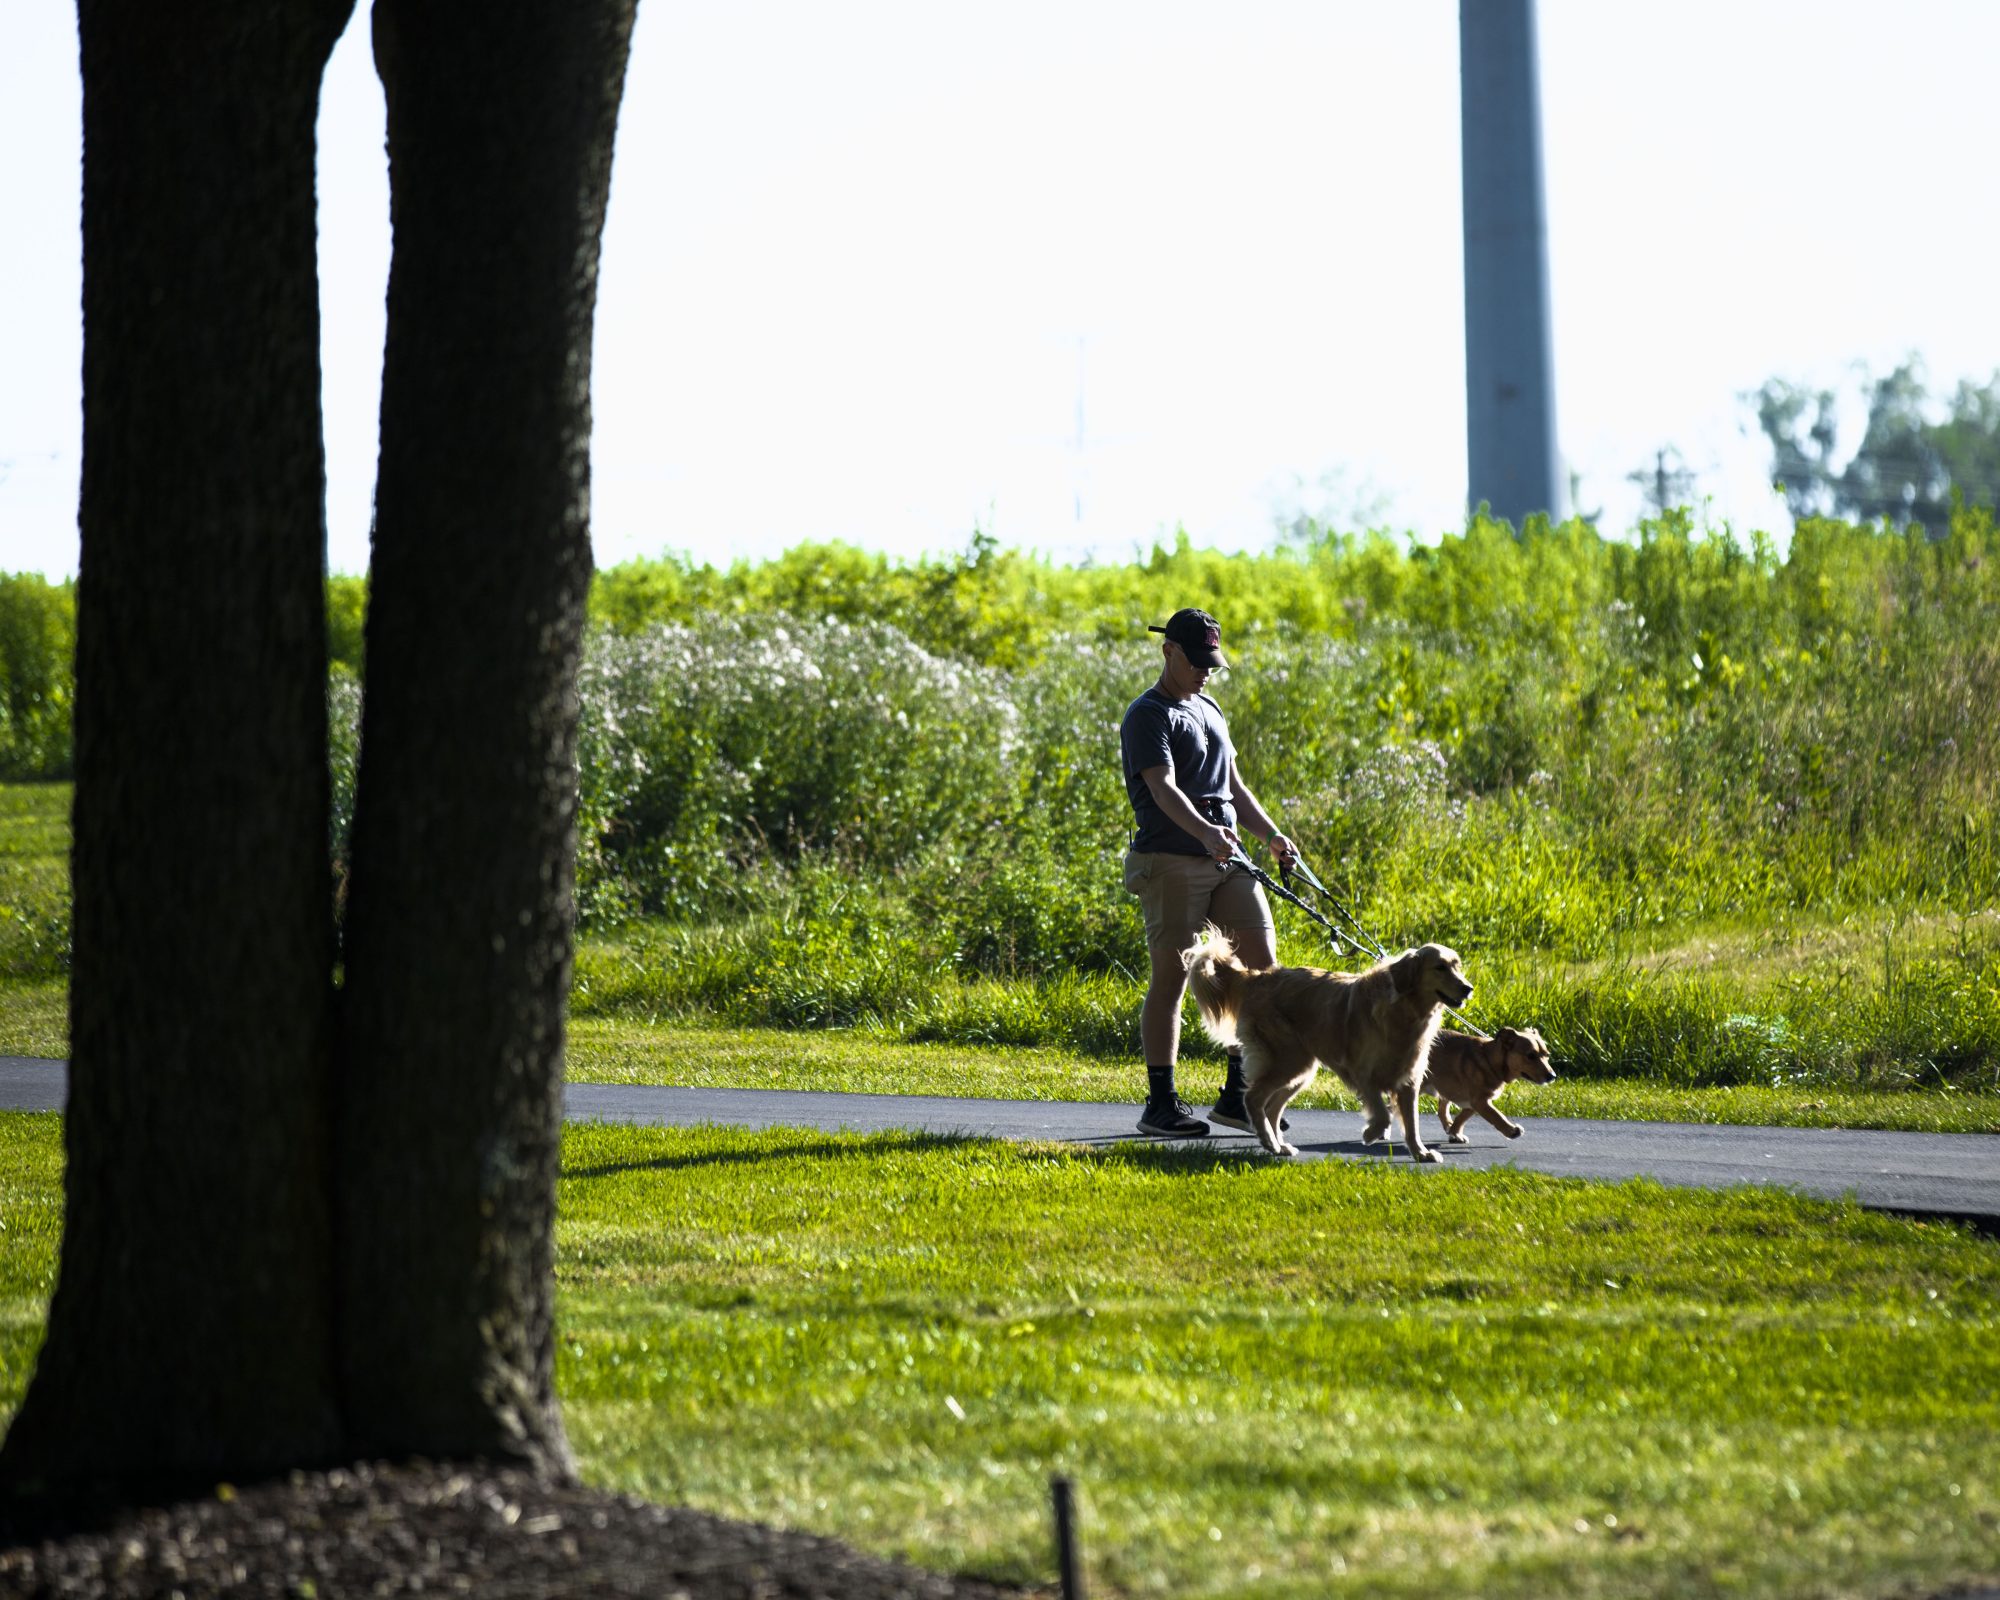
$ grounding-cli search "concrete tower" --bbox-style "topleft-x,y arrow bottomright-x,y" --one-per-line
1460,0 -> 1562,525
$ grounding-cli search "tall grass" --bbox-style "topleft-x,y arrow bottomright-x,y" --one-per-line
7,507 -> 1999,1087
568,510 -> 2000,944
549,509 -> 2000,1085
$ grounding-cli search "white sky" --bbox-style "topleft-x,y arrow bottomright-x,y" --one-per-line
4,1 -> 1999,581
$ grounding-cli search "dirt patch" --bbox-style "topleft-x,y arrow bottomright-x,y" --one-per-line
0,1459 -> 1031,1598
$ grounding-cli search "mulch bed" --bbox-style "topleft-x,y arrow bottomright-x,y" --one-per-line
0,1460 -> 1034,1598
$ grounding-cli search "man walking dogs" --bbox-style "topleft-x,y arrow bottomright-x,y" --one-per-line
1121,608 -> 1299,1137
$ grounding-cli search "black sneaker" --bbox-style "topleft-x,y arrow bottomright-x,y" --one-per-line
1137,1095 -> 1212,1138
1208,1091 -> 1288,1134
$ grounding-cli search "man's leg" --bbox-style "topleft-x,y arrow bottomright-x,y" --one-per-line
1136,933 -> 1212,1137
1139,937 -> 1187,1068
1222,918 -> 1276,971
1126,852 -> 1212,1138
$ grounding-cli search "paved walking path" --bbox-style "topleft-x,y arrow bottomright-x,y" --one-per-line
5,1056 -> 1996,1225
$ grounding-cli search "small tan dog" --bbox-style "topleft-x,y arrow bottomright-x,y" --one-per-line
1182,926 -> 1473,1162
1425,1026 -> 1556,1143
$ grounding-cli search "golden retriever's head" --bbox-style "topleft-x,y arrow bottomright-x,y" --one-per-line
1493,1025 -> 1556,1084
1388,943 -> 1473,1009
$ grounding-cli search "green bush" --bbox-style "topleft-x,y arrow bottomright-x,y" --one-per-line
0,574 -> 75,781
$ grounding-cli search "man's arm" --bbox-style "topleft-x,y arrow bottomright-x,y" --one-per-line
1229,764 -> 1299,868
1139,763 -> 1236,863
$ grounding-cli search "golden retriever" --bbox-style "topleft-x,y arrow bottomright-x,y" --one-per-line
1182,926 -> 1473,1161
1425,1026 -> 1556,1143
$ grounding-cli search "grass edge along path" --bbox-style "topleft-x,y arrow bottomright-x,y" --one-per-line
565,1017 -> 2000,1135
0,999 -> 1995,1134
5,1113 -> 1999,1598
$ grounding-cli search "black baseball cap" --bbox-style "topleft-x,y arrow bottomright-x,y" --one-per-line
1149,607 -> 1228,668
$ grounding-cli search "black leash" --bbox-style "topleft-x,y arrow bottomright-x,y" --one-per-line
1282,858 -> 1392,964
1237,844 -> 1577,1063
1221,849 -> 1357,952
1225,846 -> 1485,1037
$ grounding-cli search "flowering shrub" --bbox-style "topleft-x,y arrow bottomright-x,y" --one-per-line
573,614 -> 1021,916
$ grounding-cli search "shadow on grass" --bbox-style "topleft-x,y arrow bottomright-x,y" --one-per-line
1075,1131 -> 1417,1164
562,1122 -> 1445,1186
1046,1137 -> 1312,1174
560,1127 -> 988,1182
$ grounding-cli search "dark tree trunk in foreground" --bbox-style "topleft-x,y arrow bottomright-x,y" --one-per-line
0,0 -> 356,1492
334,0 -> 635,1474
1,0 -> 634,1499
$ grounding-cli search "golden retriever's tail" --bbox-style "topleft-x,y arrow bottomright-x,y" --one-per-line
1181,924 -> 1250,1048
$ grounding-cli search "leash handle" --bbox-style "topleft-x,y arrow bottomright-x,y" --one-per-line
1228,850 -> 1348,951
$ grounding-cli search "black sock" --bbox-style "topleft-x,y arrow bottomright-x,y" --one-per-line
1223,1051 -> 1246,1097
1146,1065 -> 1177,1103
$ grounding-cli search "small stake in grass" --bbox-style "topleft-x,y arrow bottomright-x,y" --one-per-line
1051,1474 -> 1084,1600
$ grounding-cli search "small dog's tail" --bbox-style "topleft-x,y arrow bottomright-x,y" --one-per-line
1181,924 -> 1250,1048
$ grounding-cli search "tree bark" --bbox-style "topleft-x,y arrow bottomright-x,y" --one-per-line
0,0 -> 355,1493
333,0 -> 636,1475
1,0 -> 634,1501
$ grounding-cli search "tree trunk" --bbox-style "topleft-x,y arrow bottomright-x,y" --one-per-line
333,0 -> 636,1475
0,0 -> 354,1494
1,0 -> 634,1502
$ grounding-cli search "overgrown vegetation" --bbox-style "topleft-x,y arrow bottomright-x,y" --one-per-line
5,506 -> 1999,1090
568,507 -> 2000,1089
7,1116 -> 1997,1598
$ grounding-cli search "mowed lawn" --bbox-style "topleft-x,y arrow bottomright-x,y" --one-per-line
562,1016 -> 2000,1135
4,1113 -> 1996,1598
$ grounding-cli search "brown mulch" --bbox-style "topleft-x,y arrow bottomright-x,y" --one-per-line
0,1460 -> 1035,1599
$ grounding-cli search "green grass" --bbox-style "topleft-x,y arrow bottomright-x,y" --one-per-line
7,772 -> 1999,1129
0,1115 -> 62,1414
0,784 -> 67,984
567,1018 -> 2000,1135
567,900 -> 2000,1096
0,979 -> 64,1060
5,1113 -> 1996,1597
4,989 -> 1992,1133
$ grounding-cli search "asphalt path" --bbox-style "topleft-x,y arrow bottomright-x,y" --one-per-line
5,1056 -> 1996,1226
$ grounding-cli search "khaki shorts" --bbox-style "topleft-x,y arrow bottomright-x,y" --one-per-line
1123,849 -> 1274,955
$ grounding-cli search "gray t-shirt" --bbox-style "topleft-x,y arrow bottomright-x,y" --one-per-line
1120,687 -> 1236,855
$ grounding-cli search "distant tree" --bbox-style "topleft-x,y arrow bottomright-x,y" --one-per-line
0,0 -> 634,1498
1271,464 -> 1395,549
1565,466 -> 1602,529
1928,373 -> 2000,518
1627,446 -> 1698,518
1749,358 -> 2000,533
1749,377 -> 1843,523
